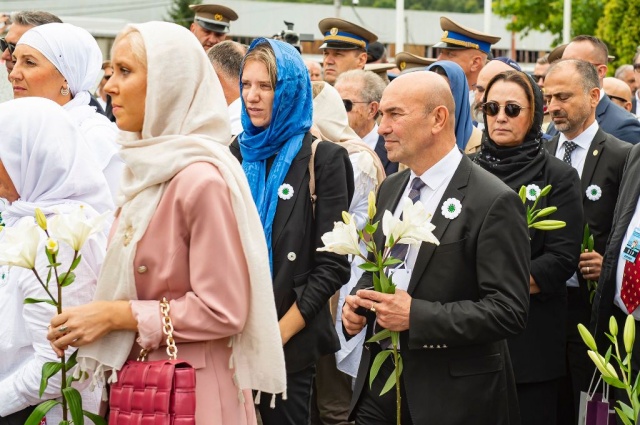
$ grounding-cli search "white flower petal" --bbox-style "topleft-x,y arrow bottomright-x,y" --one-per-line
317,220 -> 361,256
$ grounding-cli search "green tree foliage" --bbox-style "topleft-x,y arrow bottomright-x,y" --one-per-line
493,0 -> 604,46
166,0 -> 201,29
259,0 -> 484,13
596,0 -> 640,71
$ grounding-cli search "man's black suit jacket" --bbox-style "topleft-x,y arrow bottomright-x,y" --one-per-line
546,129 -> 632,307
547,95 -> 640,145
350,156 -> 531,425
231,133 -> 354,372
374,134 -> 398,176
593,144 -> 640,346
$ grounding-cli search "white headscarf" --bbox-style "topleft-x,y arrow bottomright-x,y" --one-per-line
18,23 -> 102,112
77,22 -> 286,399
0,97 -> 113,226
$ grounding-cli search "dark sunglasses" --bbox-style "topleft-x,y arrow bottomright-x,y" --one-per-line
103,75 -> 112,80
342,99 -> 369,112
608,94 -> 630,105
482,101 -> 529,118
533,74 -> 545,82
0,37 -> 16,56
634,63 -> 640,73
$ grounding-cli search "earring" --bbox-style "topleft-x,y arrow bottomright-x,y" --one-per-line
60,86 -> 69,96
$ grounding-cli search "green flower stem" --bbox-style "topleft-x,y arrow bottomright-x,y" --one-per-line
49,251 -> 68,422
393,341 -> 401,425
30,268 -> 57,305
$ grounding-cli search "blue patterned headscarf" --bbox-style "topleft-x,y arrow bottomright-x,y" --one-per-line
238,38 -> 313,270
427,61 -> 474,151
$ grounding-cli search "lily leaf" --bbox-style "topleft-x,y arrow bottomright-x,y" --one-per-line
369,350 -> 391,389
24,297 -> 56,306
588,235 -> 594,252
58,271 -> 76,287
367,329 -> 391,343
582,223 -> 590,249
70,254 -> 83,271
603,375 -> 627,389
62,386 -> 84,425
39,361 -> 63,397
365,222 -> 379,236
380,272 -> 390,294
382,258 -> 403,268
359,263 -> 380,273
614,407 -> 633,425
83,410 -> 107,425
379,354 -> 404,396
24,400 -> 60,425
618,400 -> 635,419
66,349 -> 78,370
372,273 -> 381,293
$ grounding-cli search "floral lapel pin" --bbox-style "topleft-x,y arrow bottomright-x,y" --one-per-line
441,198 -> 462,220
278,183 -> 294,200
586,184 -> 602,201
525,184 -> 541,201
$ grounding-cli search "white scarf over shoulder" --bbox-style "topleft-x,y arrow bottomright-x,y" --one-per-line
77,22 -> 286,398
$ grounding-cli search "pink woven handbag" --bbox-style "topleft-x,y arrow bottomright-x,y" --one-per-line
109,298 -> 196,424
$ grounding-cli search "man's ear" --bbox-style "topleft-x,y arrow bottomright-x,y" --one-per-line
368,101 -> 380,121
470,54 -> 484,73
431,105 -> 449,135
357,51 -> 368,69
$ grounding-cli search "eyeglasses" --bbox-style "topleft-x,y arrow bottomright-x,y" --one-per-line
342,99 -> 369,112
0,37 -> 16,56
608,94 -> 630,104
482,101 -> 529,118
634,63 -> 640,73
103,75 -> 112,80
533,74 -> 545,82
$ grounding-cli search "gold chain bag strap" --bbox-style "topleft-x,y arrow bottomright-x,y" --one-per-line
109,298 -> 196,424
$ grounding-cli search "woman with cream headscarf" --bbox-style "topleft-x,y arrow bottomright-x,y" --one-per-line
46,22 -> 286,425
310,81 -> 385,423
0,97 -> 111,424
11,23 -> 123,201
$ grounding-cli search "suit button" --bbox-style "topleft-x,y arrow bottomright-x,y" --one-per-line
442,344 -> 447,348
137,265 -> 148,274
287,252 -> 296,261
423,345 -> 428,349
436,345 -> 441,349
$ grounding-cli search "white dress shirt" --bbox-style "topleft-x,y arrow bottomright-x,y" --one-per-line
393,146 -> 463,281
635,91 -> 640,116
362,124 -> 379,151
555,121 -> 599,288
615,197 -> 640,319
228,97 -> 243,136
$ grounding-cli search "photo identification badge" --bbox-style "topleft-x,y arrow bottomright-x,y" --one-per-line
622,227 -> 640,263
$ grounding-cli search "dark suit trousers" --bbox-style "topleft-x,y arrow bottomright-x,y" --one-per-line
311,353 -> 354,425
259,365 -> 316,425
557,287 -> 595,425
354,350 -> 413,425
517,380 -> 559,425
0,406 -> 36,425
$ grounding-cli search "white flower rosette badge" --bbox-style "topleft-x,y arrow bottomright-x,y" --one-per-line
278,183 -> 294,200
525,184 -> 541,201
586,185 -> 602,202
317,192 -> 439,425
441,198 -> 462,220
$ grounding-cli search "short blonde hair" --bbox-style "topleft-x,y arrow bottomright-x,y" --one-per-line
112,26 -> 147,70
242,42 -> 277,89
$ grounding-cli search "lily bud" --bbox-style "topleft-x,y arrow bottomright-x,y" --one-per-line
35,208 -> 47,231
368,191 -> 377,220
624,314 -> 635,355
45,238 -> 58,255
587,350 -> 618,380
578,323 -> 598,352
540,185 -> 552,197
518,186 -> 526,203
609,316 -> 618,337
342,211 -> 351,225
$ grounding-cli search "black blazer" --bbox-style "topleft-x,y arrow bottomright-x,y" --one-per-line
231,133 -> 354,372
547,95 -> 640,144
350,156 -> 530,425
592,144 -> 640,347
507,154 -> 583,383
546,129 -> 632,306
374,134 -> 398,176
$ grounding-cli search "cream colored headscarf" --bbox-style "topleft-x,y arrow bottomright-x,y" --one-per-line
77,22 -> 286,398
311,81 -> 385,186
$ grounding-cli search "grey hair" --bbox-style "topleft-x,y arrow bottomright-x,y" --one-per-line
615,64 -> 634,78
10,11 -> 62,27
207,40 -> 246,81
336,69 -> 386,103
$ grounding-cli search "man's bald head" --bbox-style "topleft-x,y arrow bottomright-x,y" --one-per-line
603,77 -> 633,112
378,71 -> 456,174
475,59 -> 515,107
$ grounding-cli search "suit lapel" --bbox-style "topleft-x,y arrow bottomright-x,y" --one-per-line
375,135 -> 390,168
546,135 -> 559,155
580,128 -> 606,196
407,156 -> 472,294
373,171 -> 410,247
271,136 -> 312,248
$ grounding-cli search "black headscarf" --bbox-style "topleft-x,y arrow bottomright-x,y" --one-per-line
473,71 -> 546,191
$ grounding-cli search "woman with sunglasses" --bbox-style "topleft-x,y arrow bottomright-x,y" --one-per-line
474,70 -> 583,425
10,23 -> 123,201
230,38 -> 354,425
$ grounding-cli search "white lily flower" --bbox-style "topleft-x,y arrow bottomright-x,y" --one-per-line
49,207 -> 110,252
317,216 -> 361,256
0,219 -> 41,269
383,198 -> 440,247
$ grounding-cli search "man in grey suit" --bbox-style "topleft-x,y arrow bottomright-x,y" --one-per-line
544,58 -> 633,424
342,71 -> 531,425
547,35 -> 640,144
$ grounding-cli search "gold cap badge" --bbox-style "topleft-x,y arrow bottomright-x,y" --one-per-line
399,61 -> 406,71
330,27 -> 339,36
214,13 -> 223,21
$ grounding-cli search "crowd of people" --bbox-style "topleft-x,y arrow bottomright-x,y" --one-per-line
2,4 -> 640,425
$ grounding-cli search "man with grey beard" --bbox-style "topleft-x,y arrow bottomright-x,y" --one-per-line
544,58 -> 632,425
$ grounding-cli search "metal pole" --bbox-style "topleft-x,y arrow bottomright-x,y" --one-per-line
562,0 -> 571,44
484,0 -> 491,33
334,0 -> 341,18
396,0 -> 404,53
